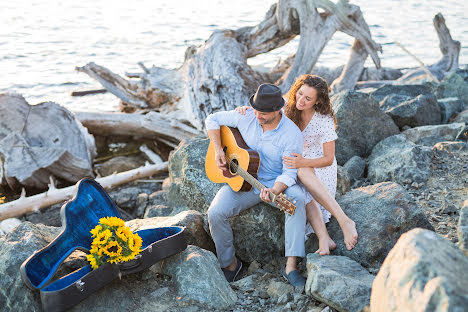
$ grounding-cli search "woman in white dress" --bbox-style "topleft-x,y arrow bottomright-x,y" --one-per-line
282,74 -> 358,254
236,74 -> 358,254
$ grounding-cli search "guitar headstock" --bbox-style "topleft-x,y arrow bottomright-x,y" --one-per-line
274,193 -> 296,215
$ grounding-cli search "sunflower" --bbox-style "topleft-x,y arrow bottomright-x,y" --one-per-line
95,229 -> 112,245
86,253 -> 101,270
90,225 -> 102,237
99,216 -> 125,228
115,226 -> 130,242
102,241 -> 122,258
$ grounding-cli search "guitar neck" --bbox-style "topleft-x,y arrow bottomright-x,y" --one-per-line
228,160 -> 271,197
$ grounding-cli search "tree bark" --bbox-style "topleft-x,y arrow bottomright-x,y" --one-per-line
0,94 -> 96,190
74,111 -> 202,144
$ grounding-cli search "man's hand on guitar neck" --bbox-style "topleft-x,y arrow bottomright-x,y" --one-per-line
260,182 -> 287,203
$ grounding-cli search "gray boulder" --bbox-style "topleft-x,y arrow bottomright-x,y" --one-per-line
402,123 -> 466,147
0,222 -> 60,311
342,156 -> 366,181
143,204 -> 174,218
332,91 -> 400,165
336,165 -> 351,196
369,84 -> 432,102
438,97 -> 465,123
306,182 -> 433,270
156,245 -> 237,309
435,71 -> 468,106
368,134 -> 433,184
457,200 -> 468,257
166,137 -> 289,264
386,94 -> 441,128
305,254 -> 374,312
379,93 -> 412,111
167,137 -> 221,212
128,210 -> 215,253
452,109 -> 468,123
370,228 -> 468,311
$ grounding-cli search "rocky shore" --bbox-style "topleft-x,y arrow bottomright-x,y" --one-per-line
1,69 -> 468,311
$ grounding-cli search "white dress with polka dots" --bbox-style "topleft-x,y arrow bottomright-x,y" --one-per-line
301,112 -> 338,234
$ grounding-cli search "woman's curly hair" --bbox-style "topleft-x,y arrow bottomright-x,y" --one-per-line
284,74 -> 336,128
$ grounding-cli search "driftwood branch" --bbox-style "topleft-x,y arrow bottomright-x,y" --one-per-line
0,162 -> 168,221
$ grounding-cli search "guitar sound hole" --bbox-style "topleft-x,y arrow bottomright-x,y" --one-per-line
229,159 -> 239,175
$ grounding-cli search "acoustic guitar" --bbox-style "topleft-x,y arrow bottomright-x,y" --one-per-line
205,126 -> 296,215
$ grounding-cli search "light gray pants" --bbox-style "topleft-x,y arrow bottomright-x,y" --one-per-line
207,184 -> 306,268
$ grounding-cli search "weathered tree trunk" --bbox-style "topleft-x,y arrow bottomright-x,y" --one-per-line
0,94 -> 96,190
0,162 -> 168,221
74,111 -> 201,146
77,0 -> 382,130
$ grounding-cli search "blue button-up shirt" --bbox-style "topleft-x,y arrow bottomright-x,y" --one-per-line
205,109 -> 303,190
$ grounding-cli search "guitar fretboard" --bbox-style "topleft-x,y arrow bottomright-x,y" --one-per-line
226,155 -> 274,201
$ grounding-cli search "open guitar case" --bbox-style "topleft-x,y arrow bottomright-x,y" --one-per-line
20,178 -> 187,312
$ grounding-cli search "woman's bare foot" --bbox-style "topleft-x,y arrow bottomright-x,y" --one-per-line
315,236 -> 336,256
340,219 -> 358,250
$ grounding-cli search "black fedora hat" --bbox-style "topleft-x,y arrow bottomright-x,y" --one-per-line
249,83 -> 285,112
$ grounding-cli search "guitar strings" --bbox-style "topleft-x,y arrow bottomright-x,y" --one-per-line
224,153 -> 294,214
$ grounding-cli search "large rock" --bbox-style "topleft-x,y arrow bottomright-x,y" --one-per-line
342,156 -> 366,182
458,199 -> 468,257
305,254 -> 374,312
128,210 -> 215,253
368,134 -> 432,184
385,94 -> 441,128
452,109 -> 468,123
166,137 -> 288,264
0,93 -> 95,189
438,97 -> 465,123
369,84 -> 432,102
306,182 -> 433,270
156,245 -> 237,309
435,71 -> 468,106
167,137 -> 221,212
370,228 -> 468,311
331,91 -> 400,165
0,222 -> 60,311
402,123 -> 466,147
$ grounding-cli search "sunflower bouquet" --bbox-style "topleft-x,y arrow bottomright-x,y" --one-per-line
86,216 -> 142,270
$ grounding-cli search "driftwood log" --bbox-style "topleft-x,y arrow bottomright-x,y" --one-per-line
76,0 -> 382,130
0,93 -> 96,189
74,111 -> 202,148
0,162 -> 168,221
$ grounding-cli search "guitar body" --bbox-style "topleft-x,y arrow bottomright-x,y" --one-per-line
205,126 -> 260,192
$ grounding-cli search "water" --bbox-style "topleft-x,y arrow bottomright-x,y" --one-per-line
1,0 -> 467,112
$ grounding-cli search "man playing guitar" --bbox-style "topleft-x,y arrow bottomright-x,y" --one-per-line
205,83 -> 307,287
